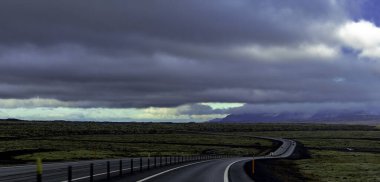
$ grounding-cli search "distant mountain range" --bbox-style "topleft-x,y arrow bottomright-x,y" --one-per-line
210,110 -> 380,124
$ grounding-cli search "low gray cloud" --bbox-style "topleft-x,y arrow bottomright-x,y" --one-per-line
0,0 -> 380,113
227,102 -> 380,115
176,104 -> 227,116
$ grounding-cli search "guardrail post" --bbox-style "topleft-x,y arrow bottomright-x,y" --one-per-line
252,159 -> 255,175
90,163 -> 94,182
107,161 -> 110,180
130,159 -> 134,174
119,160 -> 123,176
68,166 -> 72,182
140,158 -> 143,172
36,158 -> 42,182
170,156 -> 172,165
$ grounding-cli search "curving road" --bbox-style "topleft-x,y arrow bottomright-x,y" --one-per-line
115,137 -> 296,182
255,137 -> 297,159
0,137 -> 296,182
128,158 -> 252,182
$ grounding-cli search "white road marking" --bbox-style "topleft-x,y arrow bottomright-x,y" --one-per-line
136,160 -> 212,182
223,158 -> 252,182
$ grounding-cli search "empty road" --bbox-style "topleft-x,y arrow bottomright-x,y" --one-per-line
0,137 -> 296,182
113,137 -> 296,182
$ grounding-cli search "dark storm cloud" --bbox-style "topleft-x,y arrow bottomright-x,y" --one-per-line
0,0 -> 379,110
0,0 -> 345,47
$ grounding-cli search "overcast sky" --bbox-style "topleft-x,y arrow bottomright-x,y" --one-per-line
1,0 -> 380,122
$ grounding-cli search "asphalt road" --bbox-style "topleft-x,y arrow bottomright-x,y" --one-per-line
0,137 -> 296,182
122,137 -> 296,182
255,138 -> 297,159
120,158 -> 253,182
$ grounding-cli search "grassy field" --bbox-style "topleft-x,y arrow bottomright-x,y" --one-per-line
0,120 -> 277,164
241,128 -> 380,181
1,119 -> 379,181
296,150 -> 380,182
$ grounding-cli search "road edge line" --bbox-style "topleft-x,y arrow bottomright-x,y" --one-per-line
223,158 -> 251,182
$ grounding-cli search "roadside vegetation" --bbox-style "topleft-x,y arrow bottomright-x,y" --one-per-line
241,127 -> 380,181
1,119 -> 379,181
296,150 -> 380,181
0,120 -> 276,164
